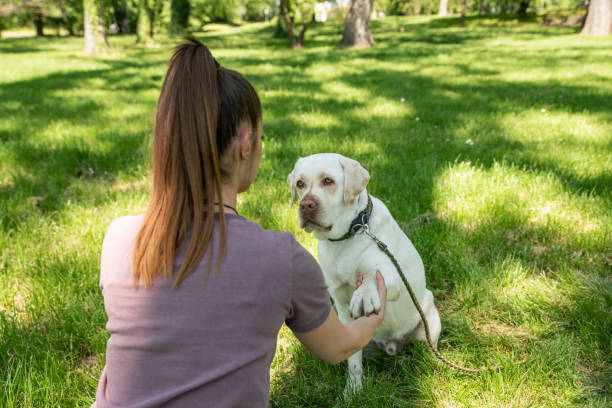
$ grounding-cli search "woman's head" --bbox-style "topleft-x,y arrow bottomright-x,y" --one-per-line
133,36 -> 262,288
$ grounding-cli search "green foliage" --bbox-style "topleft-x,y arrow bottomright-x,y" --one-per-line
378,0 -> 588,15
378,0 -> 449,15
281,0 -> 315,22
169,0 -> 190,34
243,0 -> 277,21
278,0 -> 315,47
0,0 -> 82,34
109,0 -> 135,33
135,0 -> 164,41
191,0 -> 243,26
0,16 -> 611,407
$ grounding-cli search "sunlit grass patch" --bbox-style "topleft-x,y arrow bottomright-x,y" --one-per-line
433,160 -> 609,240
322,80 -> 372,102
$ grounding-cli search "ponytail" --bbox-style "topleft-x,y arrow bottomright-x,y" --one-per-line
132,36 -> 261,288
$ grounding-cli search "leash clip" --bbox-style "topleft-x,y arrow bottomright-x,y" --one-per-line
361,223 -> 374,240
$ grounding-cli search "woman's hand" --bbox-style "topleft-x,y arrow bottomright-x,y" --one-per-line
295,270 -> 387,364
355,270 -> 387,323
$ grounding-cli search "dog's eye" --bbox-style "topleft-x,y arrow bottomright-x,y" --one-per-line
323,177 -> 334,185
296,180 -> 305,189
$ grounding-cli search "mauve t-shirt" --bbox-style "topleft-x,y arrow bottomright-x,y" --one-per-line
92,213 -> 331,408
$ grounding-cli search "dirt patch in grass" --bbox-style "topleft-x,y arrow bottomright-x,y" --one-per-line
112,178 -> 149,192
0,279 -> 31,320
76,354 -> 100,375
476,321 -> 533,338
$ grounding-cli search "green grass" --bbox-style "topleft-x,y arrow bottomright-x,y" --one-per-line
1,15 -> 611,407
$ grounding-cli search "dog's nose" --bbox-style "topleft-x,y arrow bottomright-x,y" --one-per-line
299,199 -> 318,213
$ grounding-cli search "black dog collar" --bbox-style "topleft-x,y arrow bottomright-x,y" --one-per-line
328,195 -> 373,242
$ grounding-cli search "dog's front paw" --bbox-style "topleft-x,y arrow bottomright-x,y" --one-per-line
350,281 -> 380,318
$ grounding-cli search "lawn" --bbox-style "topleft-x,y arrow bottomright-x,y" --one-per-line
0,14 -> 610,407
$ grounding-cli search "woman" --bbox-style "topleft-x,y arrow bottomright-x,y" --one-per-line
93,37 -> 386,408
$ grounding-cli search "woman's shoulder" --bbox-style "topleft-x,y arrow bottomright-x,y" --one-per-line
105,214 -> 145,237
227,215 -> 299,251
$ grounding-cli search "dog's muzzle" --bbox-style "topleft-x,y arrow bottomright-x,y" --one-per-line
299,197 -> 332,231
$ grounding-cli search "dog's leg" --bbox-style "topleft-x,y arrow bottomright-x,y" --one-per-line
344,349 -> 363,397
336,306 -> 364,396
409,289 -> 441,347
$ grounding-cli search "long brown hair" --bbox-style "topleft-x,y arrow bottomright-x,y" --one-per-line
132,37 -> 261,288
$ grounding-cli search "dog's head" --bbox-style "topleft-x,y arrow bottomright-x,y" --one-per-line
287,153 -> 370,239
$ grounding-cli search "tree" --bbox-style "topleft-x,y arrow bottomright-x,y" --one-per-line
244,0 -> 276,21
279,0 -> 314,49
479,0 -> 488,15
56,0 -> 76,35
170,0 -> 190,35
517,0 -> 529,19
581,0 -> 612,35
438,0 -> 448,16
0,0 -> 81,37
32,1 -> 43,34
136,0 -> 162,43
98,0 -> 108,44
0,1 -> 16,38
109,0 -> 128,33
13,0 -> 48,36
83,0 -> 101,53
459,0 -> 466,27
341,0 -> 375,48
190,0 -> 241,28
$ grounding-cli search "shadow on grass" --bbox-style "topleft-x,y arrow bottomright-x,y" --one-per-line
0,58 -> 165,229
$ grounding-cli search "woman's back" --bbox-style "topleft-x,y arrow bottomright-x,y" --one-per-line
94,214 -> 330,408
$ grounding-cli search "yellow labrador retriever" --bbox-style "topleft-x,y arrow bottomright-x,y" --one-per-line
288,153 -> 441,394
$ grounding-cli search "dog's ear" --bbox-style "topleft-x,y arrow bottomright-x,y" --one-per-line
339,157 -> 370,206
287,167 -> 297,206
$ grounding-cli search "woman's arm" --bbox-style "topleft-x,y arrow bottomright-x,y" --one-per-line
294,272 -> 386,364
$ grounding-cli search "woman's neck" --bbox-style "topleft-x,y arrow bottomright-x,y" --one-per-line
214,183 -> 238,214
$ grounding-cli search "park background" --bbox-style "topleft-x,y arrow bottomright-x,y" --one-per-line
1,1 -> 611,407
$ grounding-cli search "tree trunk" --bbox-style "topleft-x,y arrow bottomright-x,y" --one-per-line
57,0 -> 73,35
518,0 -> 529,19
581,0 -> 612,35
170,0 -> 190,35
136,0 -> 152,43
148,9 -> 154,39
33,7 -> 44,37
280,1 -> 298,48
341,0 -> 375,48
480,0 -> 488,15
99,0 -> 108,44
297,22 -> 310,47
438,0 -> 448,16
83,0 -> 100,54
459,0 -> 466,27
110,0 -> 125,33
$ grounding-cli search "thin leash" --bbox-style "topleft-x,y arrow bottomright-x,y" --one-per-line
360,223 -> 486,374
331,195 -> 524,374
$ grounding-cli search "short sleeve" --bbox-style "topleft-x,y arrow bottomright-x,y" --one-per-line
285,237 -> 332,334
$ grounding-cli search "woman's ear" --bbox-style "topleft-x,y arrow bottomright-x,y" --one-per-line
339,157 -> 370,205
238,124 -> 252,160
